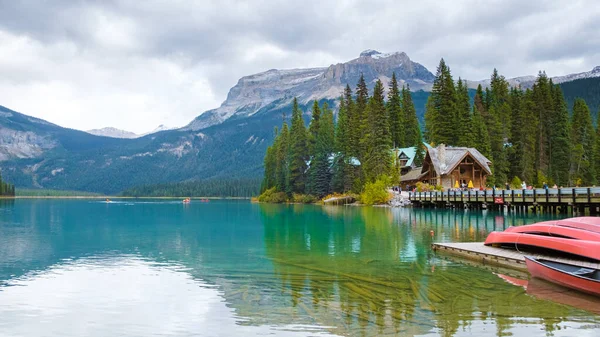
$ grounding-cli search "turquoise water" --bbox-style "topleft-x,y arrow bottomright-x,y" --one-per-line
0,199 -> 599,336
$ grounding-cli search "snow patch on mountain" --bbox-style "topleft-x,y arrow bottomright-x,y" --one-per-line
87,125 -> 177,139
86,127 -> 138,139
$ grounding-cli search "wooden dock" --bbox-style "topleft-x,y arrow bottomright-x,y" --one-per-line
410,187 -> 600,214
432,242 -> 600,272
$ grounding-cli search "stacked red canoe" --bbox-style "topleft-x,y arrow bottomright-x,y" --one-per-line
484,216 -> 600,296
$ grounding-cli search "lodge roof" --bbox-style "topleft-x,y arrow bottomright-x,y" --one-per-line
400,167 -> 426,182
427,144 -> 492,176
392,142 -> 432,168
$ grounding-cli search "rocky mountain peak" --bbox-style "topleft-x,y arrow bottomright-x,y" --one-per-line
186,50 -> 436,131
592,66 -> 600,74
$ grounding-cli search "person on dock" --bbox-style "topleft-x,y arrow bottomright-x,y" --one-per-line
521,181 -> 527,190
543,182 -> 548,190
505,182 -> 510,190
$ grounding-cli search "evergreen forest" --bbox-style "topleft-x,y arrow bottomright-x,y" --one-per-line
121,177 -> 261,198
260,59 -> 600,203
260,73 -> 423,202
0,172 -> 16,197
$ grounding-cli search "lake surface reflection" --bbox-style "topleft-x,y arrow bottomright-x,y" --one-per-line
0,199 -> 598,336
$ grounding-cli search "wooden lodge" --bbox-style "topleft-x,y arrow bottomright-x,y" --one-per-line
401,144 -> 492,189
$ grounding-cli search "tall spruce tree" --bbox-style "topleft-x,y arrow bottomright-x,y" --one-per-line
288,98 -> 308,194
344,84 -> 360,158
455,78 -> 473,146
309,103 -> 335,197
333,95 -> 350,192
402,84 -> 421,147
261,136 -> 277,193
531,72 -> 554,179
424,58 -> 457,145
401,84 -> 424,166
387,72 -> 404,148
549,85 -> 571,186
514,89 -> 537,184
595,118 -> 600,184
274,124 -> 290,192
471,85 -> 492,159
486,70 -> 512,186
307,100 -> 321,154
361,80 -> 392,182
356,74 -> 369,161
570,98 -> 596,186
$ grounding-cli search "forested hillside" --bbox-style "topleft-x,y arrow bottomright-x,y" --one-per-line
259,60 -> 600,203
121,177 -> 260,197
559,77 -> 600,121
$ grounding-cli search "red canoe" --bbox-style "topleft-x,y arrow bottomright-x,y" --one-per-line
553,217 -> 600,233
504,223 -> 600,241
568,216 -> 600,225
484,231 -> 600,261
525,257 -> 600,297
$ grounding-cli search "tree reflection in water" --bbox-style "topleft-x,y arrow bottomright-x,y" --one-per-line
259,204 -> 599,336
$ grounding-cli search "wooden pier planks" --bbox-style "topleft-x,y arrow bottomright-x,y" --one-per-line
431,242 -> 600,272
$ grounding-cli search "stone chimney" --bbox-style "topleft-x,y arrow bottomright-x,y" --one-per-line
438,144 -> 447,173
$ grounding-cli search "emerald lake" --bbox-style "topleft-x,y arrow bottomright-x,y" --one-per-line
1,199 -> 599,336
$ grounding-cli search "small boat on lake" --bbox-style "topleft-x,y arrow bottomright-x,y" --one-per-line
484,231 -> 600,261
525,256 -> 600,297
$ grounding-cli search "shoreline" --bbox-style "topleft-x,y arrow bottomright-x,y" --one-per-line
5,196 -> 252,200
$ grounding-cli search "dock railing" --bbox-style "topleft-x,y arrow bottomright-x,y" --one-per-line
409,187 -> 600,204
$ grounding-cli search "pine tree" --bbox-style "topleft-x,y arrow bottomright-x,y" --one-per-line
530,72 -> 554,179
288,98 -> 308,194
307,100 -> 321,154
355,74 -> 369,160
344,84 -> 359,158
513,89 -> 537,184
471,86 -> 492,159
333,95 -> 349,193
486,69 -> 512,186
261,136 -> 277,193
361,80 -> 392,182
425,58 -> 457,145
274,123 -> 290,192
413,143 -> 425,167
402,84 -> 421,148
310,103 -> 335,198
387,72 -> 404,148
548,85 -> 571,186
595,118 -> 600,184
455,78 -> 473,146
570,98 -> 596,186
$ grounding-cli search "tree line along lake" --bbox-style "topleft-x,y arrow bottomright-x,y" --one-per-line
0,199 -> 598,336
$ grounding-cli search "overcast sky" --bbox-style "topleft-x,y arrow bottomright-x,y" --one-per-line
1,0 -> 599,133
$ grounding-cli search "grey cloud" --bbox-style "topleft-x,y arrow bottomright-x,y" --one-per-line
0,0 -> 598,131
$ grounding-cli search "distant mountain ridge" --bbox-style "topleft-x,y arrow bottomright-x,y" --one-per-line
86,125 -> 175,138
86,127 -> 138,139
467,66 -> 600,89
